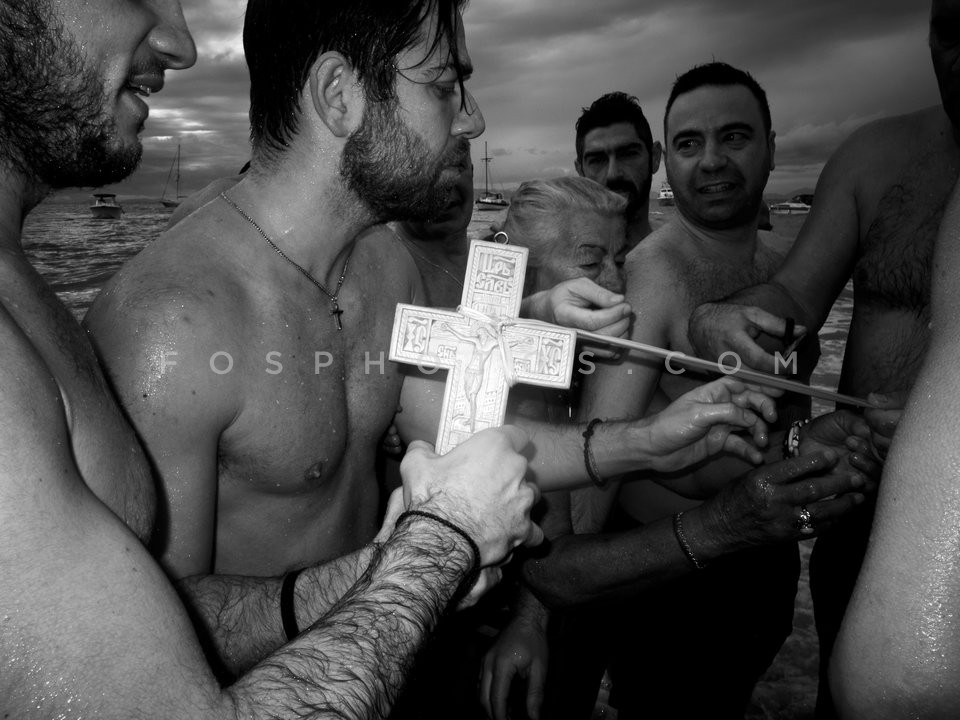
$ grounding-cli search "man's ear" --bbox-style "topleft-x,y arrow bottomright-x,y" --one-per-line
308,52 -> 362,138
575,157 -> 584,176
768,130 -> 776,172
650,141 -> 663,174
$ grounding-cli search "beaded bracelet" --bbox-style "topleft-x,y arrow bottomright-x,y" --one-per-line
673,511 -> 706,571
583,417 -> 605,487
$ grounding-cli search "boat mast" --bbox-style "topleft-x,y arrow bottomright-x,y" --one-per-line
482,141 -> 491,197
174,143 -> 181,200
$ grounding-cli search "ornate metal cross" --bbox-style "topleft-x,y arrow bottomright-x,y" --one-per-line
390,240 -> 578,454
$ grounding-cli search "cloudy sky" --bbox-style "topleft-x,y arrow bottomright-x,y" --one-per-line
101,0 -> 940,201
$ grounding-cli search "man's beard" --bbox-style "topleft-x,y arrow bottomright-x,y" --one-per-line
0,3 -> 142,189
340,99 -> 471,223
605,171 -> 652,218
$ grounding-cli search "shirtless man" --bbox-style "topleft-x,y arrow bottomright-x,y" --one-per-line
688,4 -> 960,715
0,0 -> 547,717
513,63 -> 875,720
832,179 -> 960,718
83,0 -> 780,685
575,91 -> 662,252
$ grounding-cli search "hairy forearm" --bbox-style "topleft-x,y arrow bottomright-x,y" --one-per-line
178,546 -> 377,675
227,514 -> 472,719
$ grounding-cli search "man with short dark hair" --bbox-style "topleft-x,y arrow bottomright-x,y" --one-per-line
0,0 -> 548,717
508,62 -> 874,720
575,91 -> 662,250
83,5 -> 780,709
688,4 -> 960,716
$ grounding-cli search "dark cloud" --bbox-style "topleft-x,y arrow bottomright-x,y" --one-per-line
97,1 -> 939,200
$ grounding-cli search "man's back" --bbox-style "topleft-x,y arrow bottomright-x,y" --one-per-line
85,192 -> 421,577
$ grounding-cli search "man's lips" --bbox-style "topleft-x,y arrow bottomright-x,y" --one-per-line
125,74 -> 164,98
698,181 -> 737,194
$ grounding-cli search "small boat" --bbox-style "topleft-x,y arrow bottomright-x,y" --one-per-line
657,181 -> 675,206
770,193 -> 813,216
160,143 -> 184,208
89,193 -> 122,219
475,141 -> 509,211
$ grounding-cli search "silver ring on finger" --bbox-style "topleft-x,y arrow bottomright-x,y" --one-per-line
796,505 -> 815,535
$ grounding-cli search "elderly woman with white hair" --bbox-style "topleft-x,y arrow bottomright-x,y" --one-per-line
496,176 -> 628,299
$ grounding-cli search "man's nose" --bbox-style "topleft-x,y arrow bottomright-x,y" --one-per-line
605,156 -> 624,181
699,139 -> 728,172
454,89 -> 485,139
148,0 -> 198,70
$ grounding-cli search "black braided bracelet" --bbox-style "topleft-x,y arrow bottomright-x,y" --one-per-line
583,417 -> 606,487
280,567 -> 303,641
397,509 -> 482,578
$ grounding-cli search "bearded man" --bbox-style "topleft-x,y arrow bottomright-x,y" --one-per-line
575,92 -> 663,252
83,0 -> 784,689
0,0 -> 557,716
83,3 -> 495,652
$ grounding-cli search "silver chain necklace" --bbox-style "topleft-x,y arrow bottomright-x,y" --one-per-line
220,192 -> 353,330
394,231 -> 465,289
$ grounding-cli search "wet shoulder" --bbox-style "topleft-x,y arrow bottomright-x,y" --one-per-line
837,107 -> 938,175
89,210 -> 254,341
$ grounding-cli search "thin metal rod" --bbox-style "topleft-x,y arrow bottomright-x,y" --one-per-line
576,330 -> 876,409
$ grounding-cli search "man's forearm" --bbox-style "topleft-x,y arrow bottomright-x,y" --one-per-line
178,546 -> 376,675
226,514 -> 473,719
523,419 -> 649,492
726,280 -> 810,327
522,503 -> 734,609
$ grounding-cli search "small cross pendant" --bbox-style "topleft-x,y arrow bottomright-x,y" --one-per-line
330,302 -> 344,331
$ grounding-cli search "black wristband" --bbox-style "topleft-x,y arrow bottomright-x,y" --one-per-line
280,567 -> 303,641
397,509 -> 482,579
583,418 -> 605,487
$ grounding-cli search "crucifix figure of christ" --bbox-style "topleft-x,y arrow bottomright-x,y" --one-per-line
390,240 -> 578,454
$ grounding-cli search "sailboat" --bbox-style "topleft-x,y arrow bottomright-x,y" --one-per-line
160,143 -> 184,208
475,141 -> 509,211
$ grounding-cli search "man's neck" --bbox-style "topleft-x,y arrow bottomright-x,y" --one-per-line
393,223 -> 470,262
224,167 -> 376,287
675,210 -> 759,263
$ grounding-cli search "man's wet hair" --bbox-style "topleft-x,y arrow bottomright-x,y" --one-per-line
664,62 -> 771,135
244,0 -> 468,161
575,92 -> 654,162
